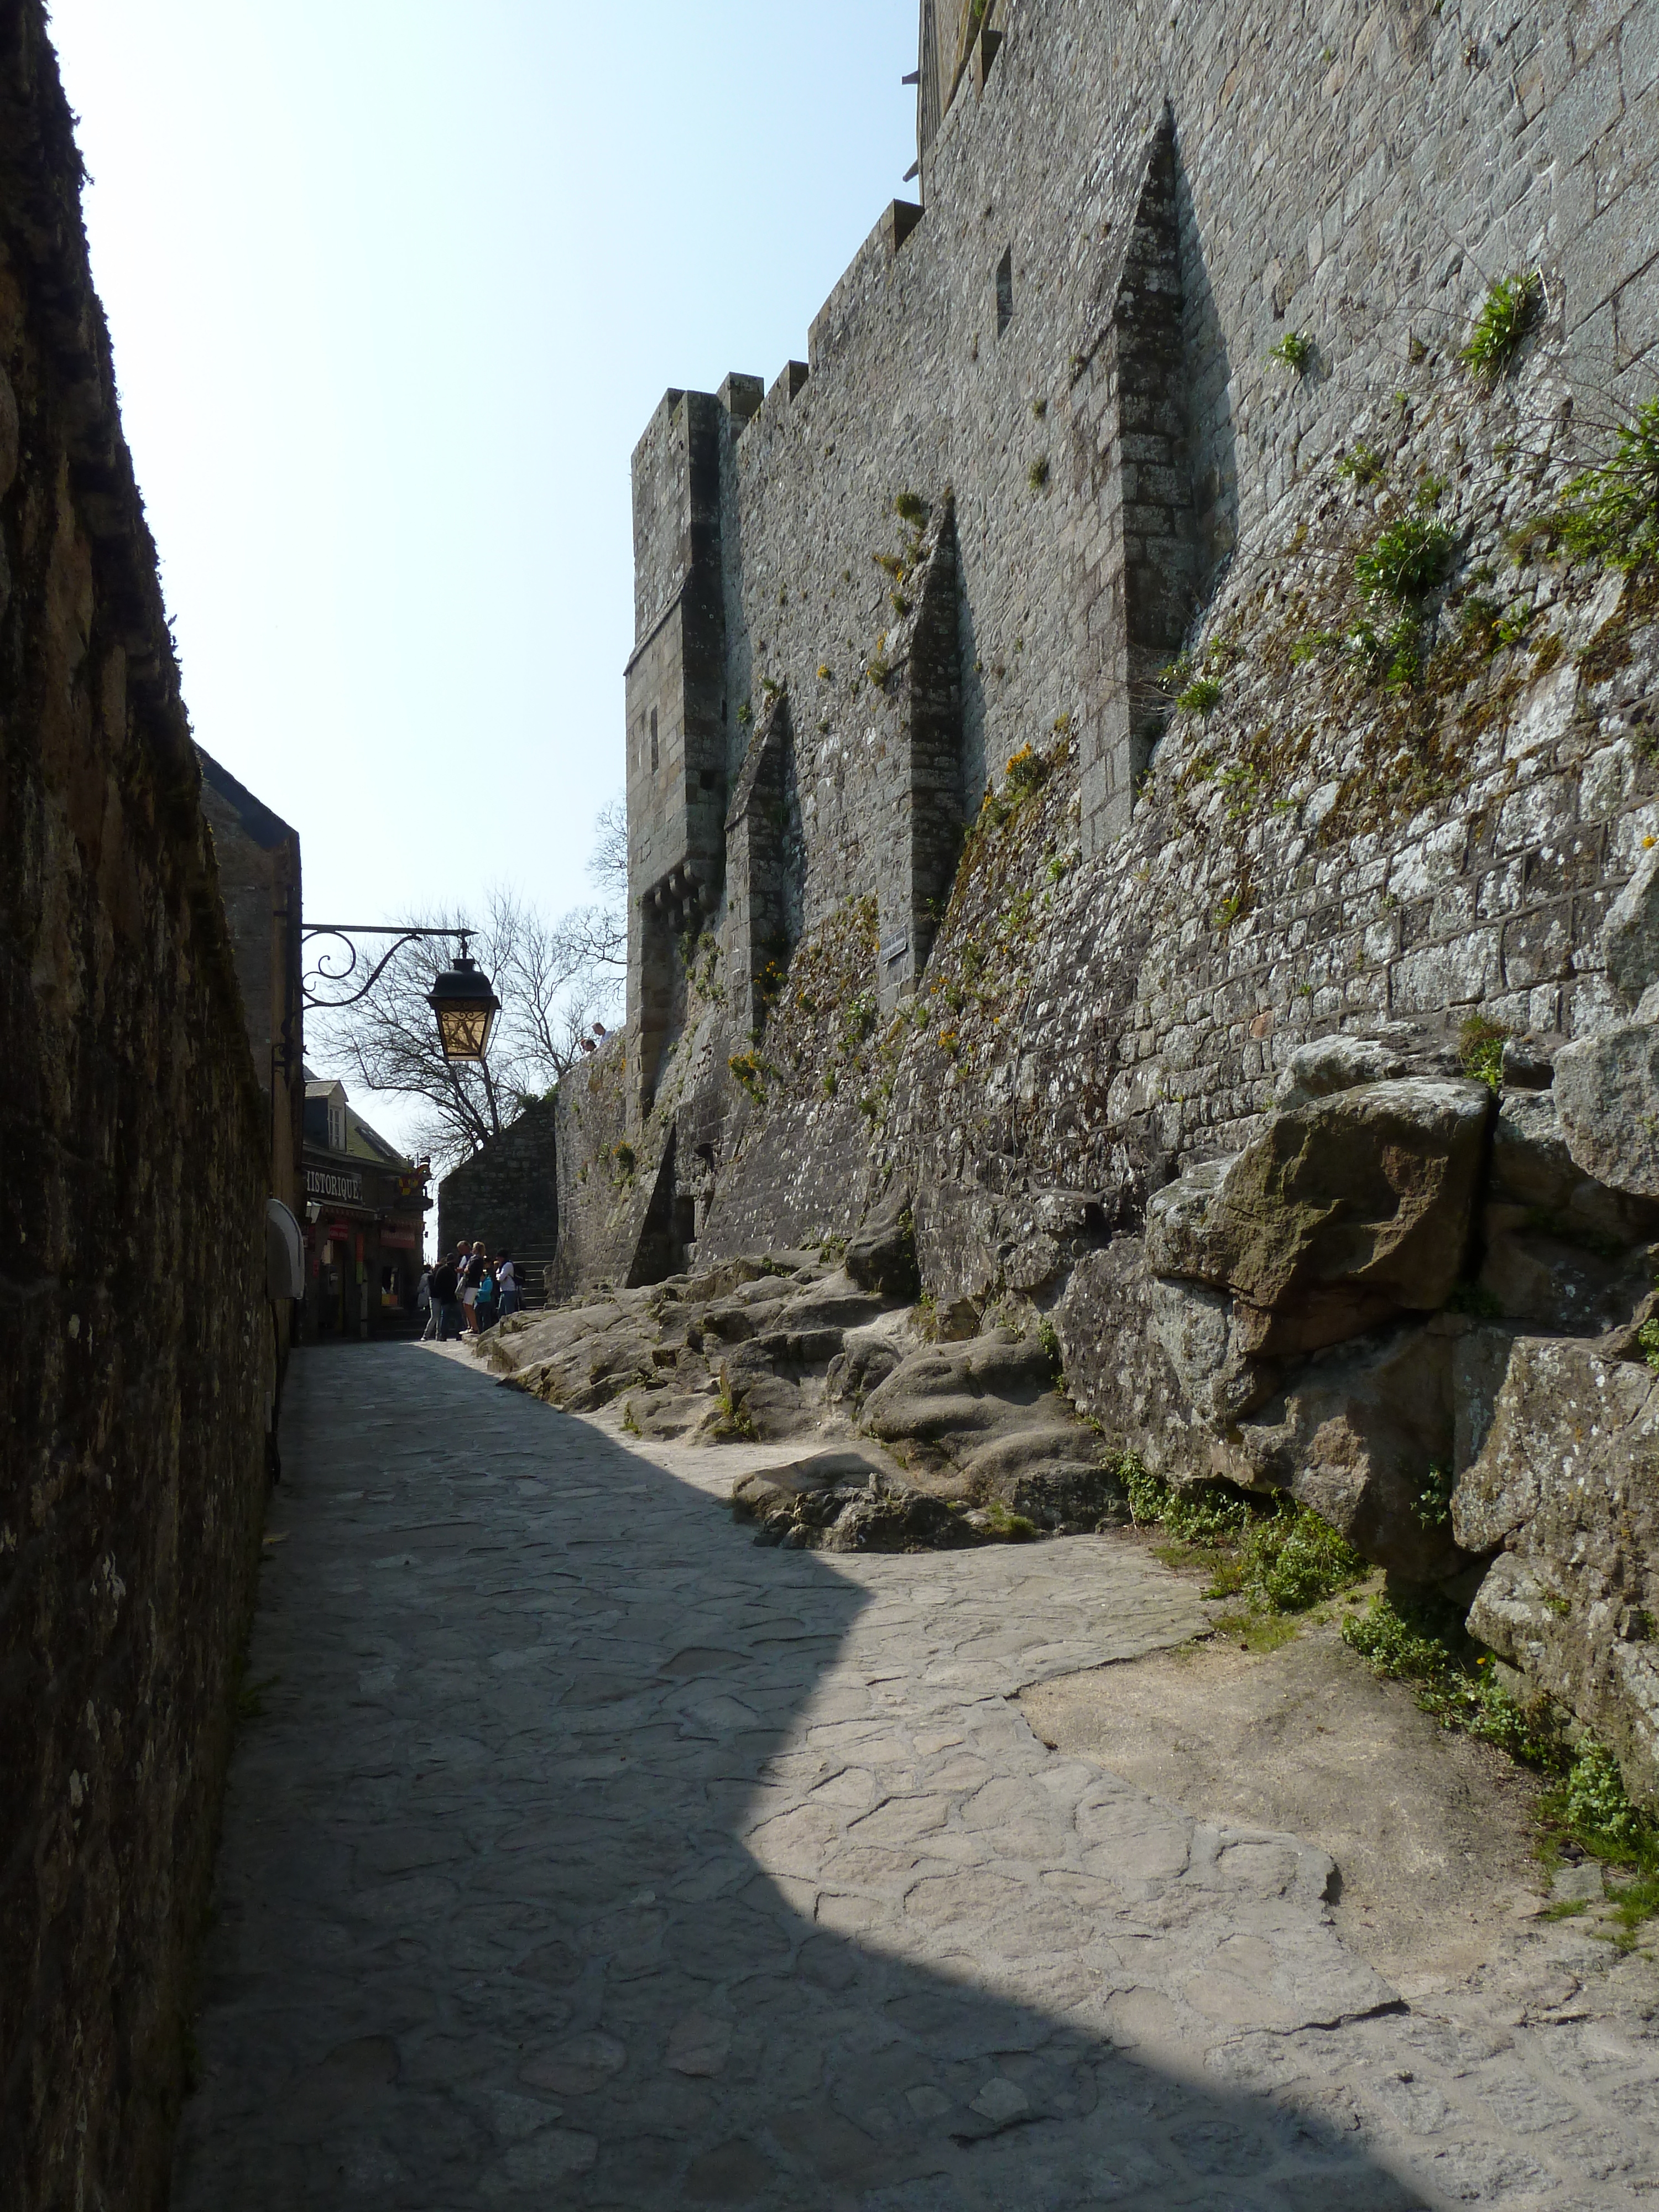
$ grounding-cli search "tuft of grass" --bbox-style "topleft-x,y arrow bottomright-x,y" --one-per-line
619,1400 -> 642,1437
1459,1013 -> 1509,1089
1177,676 -> 1224,715
1269,330 -> 1314,372
894,490 -> 930,527
1460,269 -> 1542,380
1637,1317 -> 1659,1374
713,1376 -> 757,1442
1212,1609 -> 1303,1653
1028,455 -> 1051,491
1355,514 -> 1457,601
981,1502 -> 1040,1542
1549,397 -> 1659,575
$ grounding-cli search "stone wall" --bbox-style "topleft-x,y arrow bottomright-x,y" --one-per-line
547,1036 -> 672,1296
554,0 -> 1659,1796
594,0 -> 1658,1275
197,746 -> 305,1353
438,1094 -> 560,1289
0,9 -> 275,2205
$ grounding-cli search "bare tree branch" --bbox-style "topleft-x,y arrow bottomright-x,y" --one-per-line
310,806 -> 627,1171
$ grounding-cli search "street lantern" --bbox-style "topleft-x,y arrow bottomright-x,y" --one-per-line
427,945 -> 501,1063
301,923 -> 502,1063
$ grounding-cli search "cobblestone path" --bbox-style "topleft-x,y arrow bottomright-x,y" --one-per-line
172,1345 -> 1659,2210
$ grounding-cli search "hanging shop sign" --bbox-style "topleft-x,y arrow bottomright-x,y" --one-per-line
306,1165 -> 364,1204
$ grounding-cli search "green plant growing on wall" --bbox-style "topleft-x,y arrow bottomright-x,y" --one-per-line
728,1051 -> 766,1103
1415,1463 -> 1456,1530
1028,455 -> 1051,491
1355,514 -> 1457,601
1637,1317 -> 1659,1374
1459,1013 -> 1509,1088
1337,442 -> 1386,488
1460,269 -> 1542,379
1177,674 -> 1223,714
1269,330 -> 1314,372
1003,743 -> 1049,797
893,490 -> 929,527
610,1140 -> 637,1182
1548,397 -> 1659,575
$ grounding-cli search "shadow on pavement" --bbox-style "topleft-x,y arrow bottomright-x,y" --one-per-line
171,1345 -> 1431,2211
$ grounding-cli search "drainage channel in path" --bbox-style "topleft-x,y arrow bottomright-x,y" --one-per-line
171,1341 -> 1659,2210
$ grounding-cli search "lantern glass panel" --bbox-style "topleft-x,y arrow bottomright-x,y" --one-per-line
436,1002 -> 493,1063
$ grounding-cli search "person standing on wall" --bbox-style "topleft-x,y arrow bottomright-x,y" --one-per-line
495,1251 -> 518,1320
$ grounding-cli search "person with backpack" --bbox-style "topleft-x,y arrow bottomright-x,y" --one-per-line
428,1253 -> 461,1340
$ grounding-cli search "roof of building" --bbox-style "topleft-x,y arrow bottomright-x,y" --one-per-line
300,1065 -> 414,1171
196,744 -> 299,852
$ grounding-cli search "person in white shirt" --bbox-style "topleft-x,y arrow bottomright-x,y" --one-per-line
495,1251 -> 519,1319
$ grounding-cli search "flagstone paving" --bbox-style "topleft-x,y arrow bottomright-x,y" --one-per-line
171,1343 -> 1659,2210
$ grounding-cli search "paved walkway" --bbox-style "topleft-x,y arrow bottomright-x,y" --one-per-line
173,1344 -> 1659,2210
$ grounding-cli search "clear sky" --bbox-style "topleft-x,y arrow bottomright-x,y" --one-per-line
50,1 -> 919,1138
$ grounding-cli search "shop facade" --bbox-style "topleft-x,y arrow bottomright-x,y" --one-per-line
300,1076 -> 431,1339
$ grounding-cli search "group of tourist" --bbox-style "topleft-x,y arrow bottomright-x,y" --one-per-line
417,1243 -> 520,1341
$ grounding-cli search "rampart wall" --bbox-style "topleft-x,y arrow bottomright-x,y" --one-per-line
533,0 -> 1659,1801
593,0 -> 1657,1280
0,8 -> 276,2201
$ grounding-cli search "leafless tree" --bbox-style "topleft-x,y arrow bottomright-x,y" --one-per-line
309,799 -> 626,1170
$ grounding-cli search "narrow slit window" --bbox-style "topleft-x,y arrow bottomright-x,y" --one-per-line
650,706 -> 659,773
995,247 -> 1014,337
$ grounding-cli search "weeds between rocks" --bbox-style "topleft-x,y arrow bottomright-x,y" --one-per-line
1114,1458 -> 1368,1639
1343,1592 -> 1659,1947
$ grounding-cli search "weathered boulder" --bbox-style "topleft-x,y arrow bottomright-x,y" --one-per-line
624,1389 -> 713,1441
1500,1030 -> 1562,1089
1148,1078 -> 1492,1357
1056,1239 -> 1259,1485
1553,1020 -> 1659,1199
1230,1322 -> 1465,1580
732,1451 -> 887,1531
825,1329 -> 906,1406
1146,1274 -> 1276,1422
1453,1337 -> 1659,1811
956,1428 -> 1130,1531
1603,846 -> 1659,1009
1272,1034 -> 1405,1108
818,1485 -> 978,1552
1479,1086 -> 1659,1332
844,1185 -> 921,1301
860,1328 -> 1062,1457
732,1453 -> 979,1552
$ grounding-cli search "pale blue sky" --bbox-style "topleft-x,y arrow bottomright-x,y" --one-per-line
51,2 -> 917,1129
